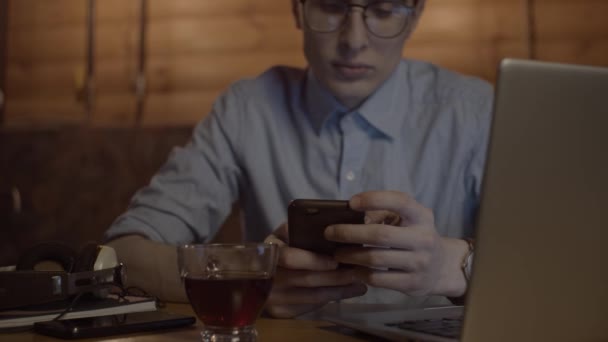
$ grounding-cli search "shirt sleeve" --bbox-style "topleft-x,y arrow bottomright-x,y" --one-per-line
104,83 -> 246,245
463,86 -> 494,237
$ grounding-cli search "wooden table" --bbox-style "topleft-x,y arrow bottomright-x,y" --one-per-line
2,303 -> 376,342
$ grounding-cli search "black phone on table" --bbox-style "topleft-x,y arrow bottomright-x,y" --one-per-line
33,311 -> 196,339
288,199 -> 365,255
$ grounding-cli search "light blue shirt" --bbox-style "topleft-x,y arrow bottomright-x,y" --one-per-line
105,59 -> 493,303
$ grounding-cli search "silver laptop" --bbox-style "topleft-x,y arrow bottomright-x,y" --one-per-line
324,59 -> 608,342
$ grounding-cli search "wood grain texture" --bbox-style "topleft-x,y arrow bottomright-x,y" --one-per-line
535,39 -> 608,66
534,1 -> 608,38
534,0 -> 608,66
7,3 -> 526,61
0,127 -> 243,267
0,0 -> 8,124
3,0 -> 607,124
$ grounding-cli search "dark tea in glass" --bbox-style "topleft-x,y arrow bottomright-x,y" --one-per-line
178,244 -> 279,342
184,273 -> 273,327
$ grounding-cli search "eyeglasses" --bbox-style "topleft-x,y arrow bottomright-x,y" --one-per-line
301,0 -> 417,39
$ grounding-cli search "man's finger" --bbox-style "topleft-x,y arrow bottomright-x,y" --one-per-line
350,191 -> 433,225
355,268 -> 429,296
278,246 -> 338,271
267,283 -> 367,305
364,210 -> 401,225
334,247 -> 423,271
264,233 -> 286,246
265,303 -> 326,319
274,268 -> 356,288
274,223 -> 289,242
325,223 -> 431,250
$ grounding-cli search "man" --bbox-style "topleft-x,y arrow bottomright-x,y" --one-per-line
105,0 -> 493,319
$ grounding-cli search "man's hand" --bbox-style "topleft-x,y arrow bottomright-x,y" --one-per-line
324,191 -> 469,298
264,224 -> 367,318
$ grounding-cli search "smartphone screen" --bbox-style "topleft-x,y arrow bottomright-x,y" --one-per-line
288,199 -> 365,255
33,311 -> 196,339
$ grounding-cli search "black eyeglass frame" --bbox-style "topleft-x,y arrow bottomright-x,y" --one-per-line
299,0 -> 419,39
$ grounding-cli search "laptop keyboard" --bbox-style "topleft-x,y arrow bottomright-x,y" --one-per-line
386,317 -> 463,339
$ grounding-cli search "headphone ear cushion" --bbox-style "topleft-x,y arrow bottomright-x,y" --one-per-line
73,243 -> 101,273
16,242 -> 77,272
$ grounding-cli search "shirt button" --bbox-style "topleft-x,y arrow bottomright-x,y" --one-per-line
346,171 -> 356,181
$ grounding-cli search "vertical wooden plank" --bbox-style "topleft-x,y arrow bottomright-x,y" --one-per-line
0,0 -> 9,125
8,0 -> 603,126
533,0 -> 608,67
90,0 -> 140,126
134,0 -> 148,126
526,0 -> 537,59
5,0 -> 87,125
84,0 -> 96,123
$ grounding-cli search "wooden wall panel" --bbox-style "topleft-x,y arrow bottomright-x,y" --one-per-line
6,0 -> 134,126
535,40 -> 608,66
535,1 -> 608,38
0,127 -> 195,265
5,97 -> 84,125
412,1 -> 527,43
8,52 -> 309,96
0,0 -> 8,124
8,2 -> 527,60
7,0 -> 606,126
147,16 -> 302,56
534,0 -> 608,66
8,0 -> 88,28
407,42 -> 529,81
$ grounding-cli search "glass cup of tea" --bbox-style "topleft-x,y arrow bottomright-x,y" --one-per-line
178,243 -> 279,342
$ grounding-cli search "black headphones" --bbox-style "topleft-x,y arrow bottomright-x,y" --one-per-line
0,242 -> 124,310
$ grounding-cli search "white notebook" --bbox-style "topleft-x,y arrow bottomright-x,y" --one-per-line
0,294 -> 158,329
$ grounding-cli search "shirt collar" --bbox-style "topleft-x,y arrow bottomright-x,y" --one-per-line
304,61 -> 409,139
356,61 -> 408,139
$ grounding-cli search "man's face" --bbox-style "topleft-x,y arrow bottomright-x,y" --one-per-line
294,0 -> 424,109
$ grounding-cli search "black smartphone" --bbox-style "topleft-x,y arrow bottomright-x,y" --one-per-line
288,199 -> 365,255
33,311 -> 196,339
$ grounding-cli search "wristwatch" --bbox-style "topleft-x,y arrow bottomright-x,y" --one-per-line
447,239 -> 475,305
